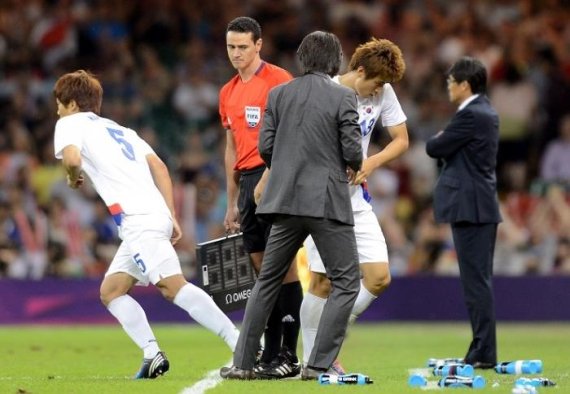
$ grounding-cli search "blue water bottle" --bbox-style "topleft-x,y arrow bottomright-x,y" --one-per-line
427,357 -> 464,367
528,360 -> 544,373
495,360 -> 542,374
439,375 -> 486,389
433,363 -> 474,377
318,373 -> 373,385
515,377 -> 556,387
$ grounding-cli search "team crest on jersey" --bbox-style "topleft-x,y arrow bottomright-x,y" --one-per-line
245,106 -> 261,128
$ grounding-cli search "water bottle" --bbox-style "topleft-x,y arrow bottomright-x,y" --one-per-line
427,357 -> 464,367
515,377 -> 556,387
433,363 -> 474,377
495,360 -> 543,374
318,373 -> 373,385
438,375 -> 486,389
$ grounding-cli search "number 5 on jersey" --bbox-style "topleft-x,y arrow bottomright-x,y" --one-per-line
133,253 -> 147,273
107,127 -> 136,161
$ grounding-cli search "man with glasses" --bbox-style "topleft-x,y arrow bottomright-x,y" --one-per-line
427,57 -> 502,369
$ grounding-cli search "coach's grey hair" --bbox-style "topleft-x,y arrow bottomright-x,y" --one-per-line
297,31 -> 343,77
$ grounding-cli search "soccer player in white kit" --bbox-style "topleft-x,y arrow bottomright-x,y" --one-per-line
300,39 -> 409,370
52,70 -> 239,379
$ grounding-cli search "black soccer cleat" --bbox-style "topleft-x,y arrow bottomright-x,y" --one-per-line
220,365 -> 256,380
254,360 -> 273,374
134,351 -> 170,379
252,342 -> 267,373
255,348 -> 301,379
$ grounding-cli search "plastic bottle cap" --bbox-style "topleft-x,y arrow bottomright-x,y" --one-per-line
462,364 -> 474,377
408,374 -> 427,387
472,376 -> 486,389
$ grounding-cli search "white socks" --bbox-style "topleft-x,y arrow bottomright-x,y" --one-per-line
173,283 -> 240,352
300,280 -> 378,364
300,292 -> 326,364
107,294 -> 160,359
107,285 -> 240,358
348,281 -> 377,324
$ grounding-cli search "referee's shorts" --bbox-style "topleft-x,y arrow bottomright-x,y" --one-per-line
238,165 -> 270,253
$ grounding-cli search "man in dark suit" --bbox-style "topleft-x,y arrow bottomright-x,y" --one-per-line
426,57 -> 502,369
220,31 -> 362,380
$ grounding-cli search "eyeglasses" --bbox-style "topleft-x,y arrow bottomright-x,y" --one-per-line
447,77 -> 466,86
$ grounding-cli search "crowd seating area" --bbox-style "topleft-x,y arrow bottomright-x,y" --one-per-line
0,0 -> 568,279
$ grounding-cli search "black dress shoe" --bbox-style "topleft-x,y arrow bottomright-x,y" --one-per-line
301,366 -> 329,381
220,365 -> 256,380
472,361 -> 496,369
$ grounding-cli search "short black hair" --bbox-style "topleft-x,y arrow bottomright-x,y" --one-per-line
226,16 -> 261,42
447,56 -> 488,94
297,31 -> 343,77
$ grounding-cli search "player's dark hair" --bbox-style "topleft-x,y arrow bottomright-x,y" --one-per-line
53,70 -> 103,114
348,38 -> 406,83
297,31 -> 343,77
226,16 -> 262,42
447,57 -> 488,94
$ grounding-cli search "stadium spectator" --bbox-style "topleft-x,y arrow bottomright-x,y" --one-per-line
540,114 -> 570,182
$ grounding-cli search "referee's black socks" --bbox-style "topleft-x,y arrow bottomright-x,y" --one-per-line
261,303 -> 283,364
279,280 -> 303,357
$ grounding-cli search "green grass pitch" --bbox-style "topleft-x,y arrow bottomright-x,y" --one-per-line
1,323 -> 568,393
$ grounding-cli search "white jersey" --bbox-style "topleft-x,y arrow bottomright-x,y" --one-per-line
332,77 -> 407,212
54,112 -> 170,218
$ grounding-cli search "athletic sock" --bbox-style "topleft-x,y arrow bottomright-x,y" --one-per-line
173,283 -> 239,351
107,294 -> 160,358
261,302 -> 282,364
348,280 -> 377,324
299,292 -> 326,365
278,281 -> 303,357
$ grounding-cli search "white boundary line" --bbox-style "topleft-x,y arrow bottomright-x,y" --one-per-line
179,359 -> 232,394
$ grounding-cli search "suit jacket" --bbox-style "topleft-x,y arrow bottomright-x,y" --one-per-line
426,95 -> 502,224
256,71 -> 362,225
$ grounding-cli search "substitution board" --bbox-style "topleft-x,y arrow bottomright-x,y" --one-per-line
196,233 -> 256,312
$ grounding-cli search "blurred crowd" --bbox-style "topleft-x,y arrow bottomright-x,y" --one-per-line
0,0 -> 569,279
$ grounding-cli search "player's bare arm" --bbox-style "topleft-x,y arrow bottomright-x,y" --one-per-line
224,129 -> 240,233
352,122 -> 409,185
146,153 -> 182,244
62,145 -> 84,189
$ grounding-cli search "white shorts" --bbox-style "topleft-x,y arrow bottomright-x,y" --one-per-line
305,210 -> 388,274
105,214 -> 182,286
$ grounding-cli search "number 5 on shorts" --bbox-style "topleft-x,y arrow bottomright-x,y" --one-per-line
133,253 -> 147,273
